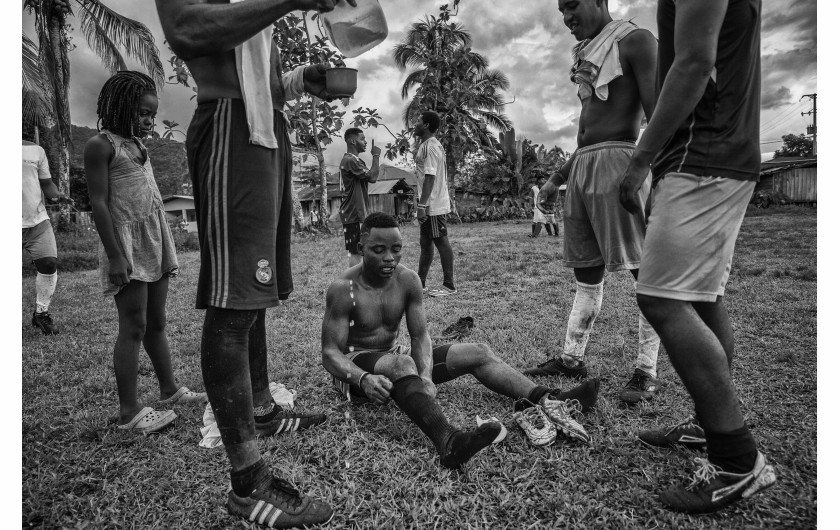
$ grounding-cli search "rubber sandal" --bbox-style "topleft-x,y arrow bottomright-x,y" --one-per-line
159,386 -> 207,406
117,406 -> 177,433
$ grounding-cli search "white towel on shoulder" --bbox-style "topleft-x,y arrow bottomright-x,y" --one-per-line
570,20 -> 638,101
233,0 -> 277,148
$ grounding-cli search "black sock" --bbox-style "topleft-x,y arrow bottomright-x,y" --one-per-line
254,402 -> 279,423
421,279 -> 426,288
443,282 -> 456,291
547,378 -> 600,413
528,385 -> 551,405
230,459 -> 270,497
390,375 -> 456,453
705,425 -> 758,473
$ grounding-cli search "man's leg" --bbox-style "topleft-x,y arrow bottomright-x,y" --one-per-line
431,235 -> 455,291
693,298 -> 735,369
417,228 -> 435,289
26,221 -> 59,335
200,307 -> 262,475
435,343 -> 599,412
372,353 -> 500,468
248,309 -> 273,412
638,295 -> 757,473
33,257 -> 58,314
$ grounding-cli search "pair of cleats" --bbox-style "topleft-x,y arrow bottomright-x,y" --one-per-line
32,311 -> 58,335
513,396 -> 590,446
639,416 -> 777,513
524,358 -> 660,404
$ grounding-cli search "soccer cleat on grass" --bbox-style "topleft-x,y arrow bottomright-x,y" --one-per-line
254,406 -> 327,437
546,377 -> 601,413
439,422 -> 503,469
659,452 -> 777,514
439,316 -> 475,341
523,357 -> 588,379
428,286 -> 457,297
618,369 -> 660,404
638,416 -> 706,450
513,399 -> 557,447
475,415 -> 508,444
541,397 -> 590,444
227,475 -> 334,528
32,311 -> 58,335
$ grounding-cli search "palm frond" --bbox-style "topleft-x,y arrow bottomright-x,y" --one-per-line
400,69 -> 425,99
75,0 -> 164,89
23,34 -> 54,127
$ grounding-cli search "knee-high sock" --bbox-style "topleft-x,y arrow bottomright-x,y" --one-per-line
35,272 -> 57,313
561,281 -> 603,364
636,309 -> 661,378
434,237 -> 455,289
390,375 -> 456,453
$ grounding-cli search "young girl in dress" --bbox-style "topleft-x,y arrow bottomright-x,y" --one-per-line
85,71 -> 205,433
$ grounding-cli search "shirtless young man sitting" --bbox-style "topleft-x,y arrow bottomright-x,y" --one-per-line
321,213 -> 602,461
524,0 -> 663,405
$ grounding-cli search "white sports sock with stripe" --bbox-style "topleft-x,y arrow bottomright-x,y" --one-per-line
561,280 -> 603,364
35,272 -> 57,313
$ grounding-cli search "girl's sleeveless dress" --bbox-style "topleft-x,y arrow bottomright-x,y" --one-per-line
98,130 -> 179,296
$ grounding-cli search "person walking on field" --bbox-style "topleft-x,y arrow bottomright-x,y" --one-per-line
529,177 -> 558,238
23,134 -> 64,335
156,0 -> 356,527
339,127 -> 381,267
413,111 -> 457,297
618,0 -> 776,513
523,0 -> 663,406
84,71 -> 207,434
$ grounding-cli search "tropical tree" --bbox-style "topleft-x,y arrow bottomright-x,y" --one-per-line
23,0 -> 164,216
774,133 -> 814,158
392,3 -> 513,215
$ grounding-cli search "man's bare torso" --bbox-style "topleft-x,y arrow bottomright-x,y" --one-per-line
576,35 -> 645,147
342,266 -> 411,352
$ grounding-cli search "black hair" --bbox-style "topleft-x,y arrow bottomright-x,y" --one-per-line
421,111 -> 441,133
344,127 -> 363,142
96,71 -> 157,138
361,212 -> 399,236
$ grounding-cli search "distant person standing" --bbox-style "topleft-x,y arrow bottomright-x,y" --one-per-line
529,177 -> 558,237
22,136 -> 63,335
618,0 -> 776,513
339,127 -> 381,267
413,111 -> 456,297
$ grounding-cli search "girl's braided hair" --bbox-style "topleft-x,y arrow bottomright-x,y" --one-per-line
96,71 -> 157,138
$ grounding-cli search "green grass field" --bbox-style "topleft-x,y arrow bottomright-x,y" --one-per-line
22,207 -> 816,529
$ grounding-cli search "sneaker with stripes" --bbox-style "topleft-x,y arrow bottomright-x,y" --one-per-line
227,475 -> 334,528
254,406 -> 327,437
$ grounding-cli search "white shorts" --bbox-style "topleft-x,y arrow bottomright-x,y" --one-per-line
636,173 -> 756,302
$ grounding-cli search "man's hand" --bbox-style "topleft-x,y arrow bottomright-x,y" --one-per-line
303,63 -> 332,100
360,374 -> 393,405
109,256 -> 132,287
537,180 -> 559,214
417,207 -> 428,222
619,159 -> 649,214
370,139 -> 381,157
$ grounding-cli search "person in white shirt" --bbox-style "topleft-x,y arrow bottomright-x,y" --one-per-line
413,111 -> 456,297
22,137 -> 63,335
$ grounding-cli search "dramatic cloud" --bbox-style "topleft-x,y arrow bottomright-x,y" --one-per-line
23,0 -> 816,165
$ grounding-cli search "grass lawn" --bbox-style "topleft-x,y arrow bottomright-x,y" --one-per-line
22,207 -> 816,529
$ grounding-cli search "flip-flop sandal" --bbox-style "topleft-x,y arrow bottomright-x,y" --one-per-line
159,386 -> 207,406
117,407 -> 177,433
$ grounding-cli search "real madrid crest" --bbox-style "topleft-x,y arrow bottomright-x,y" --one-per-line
256,259 -> 272,284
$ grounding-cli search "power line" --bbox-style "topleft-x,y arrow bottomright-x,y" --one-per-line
760,100 -> 809,135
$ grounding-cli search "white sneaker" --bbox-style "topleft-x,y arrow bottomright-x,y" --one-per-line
476,415 -> 508,444
429,286 -> 457,297
513,401 -> 557,447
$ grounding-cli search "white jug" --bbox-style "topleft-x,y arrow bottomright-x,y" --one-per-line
321,0 -> 388,58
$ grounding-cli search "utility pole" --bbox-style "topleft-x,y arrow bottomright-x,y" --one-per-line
801,93 -> 816,156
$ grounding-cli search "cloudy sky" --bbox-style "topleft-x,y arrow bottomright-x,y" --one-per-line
22,0 -> 817,169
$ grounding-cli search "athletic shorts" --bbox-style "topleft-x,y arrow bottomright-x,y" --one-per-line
332,343 -> 455,400
420,215 -> 448,239
343,222 -> 362,255
22,219 -> 57,261
186,98 -> 293,310
544,213 -> 556,224
563,141 -> 650,272
637,172 -> 756,302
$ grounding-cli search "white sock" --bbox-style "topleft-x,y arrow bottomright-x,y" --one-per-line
35,272 -> 57,314
562,280 -> 603,364
637,310 -> 661,378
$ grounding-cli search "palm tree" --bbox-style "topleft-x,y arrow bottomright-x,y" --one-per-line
23,0 -> 164,205
392,5 -> 512,201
